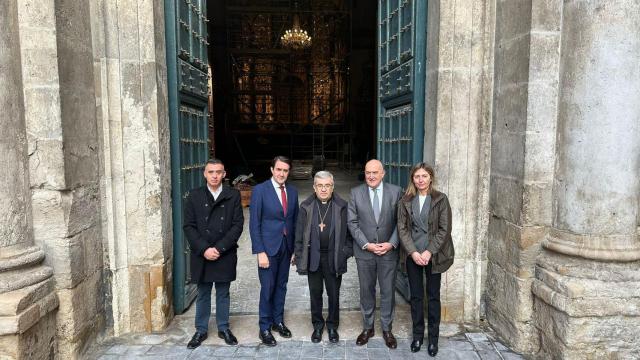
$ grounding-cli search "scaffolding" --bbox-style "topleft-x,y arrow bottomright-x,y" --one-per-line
220,0 -> 354,169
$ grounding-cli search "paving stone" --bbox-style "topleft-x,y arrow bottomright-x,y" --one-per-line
234,345 -> 258,357
365,338 -> 386,348
435,348 -> 481,360
145,345 -> 192,358
103,344 -> 128,355
324,345 -> 347,359
466,333 -> 489,342
472,340 -> 496,353
443,339 -> 476,351
256,345 -> 281,357
389,349 -> 412,359
298,344 -> 323,358
493,341 -> 509,351
346,345 -> 369,359
367,347 -> 391,359
478,350 -> 503,360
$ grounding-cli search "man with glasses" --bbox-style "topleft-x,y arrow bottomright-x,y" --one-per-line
294,171 -> 353,343
347,159 -> 403,349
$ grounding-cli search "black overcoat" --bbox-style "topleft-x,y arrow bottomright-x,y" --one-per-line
183,185 -> 244,283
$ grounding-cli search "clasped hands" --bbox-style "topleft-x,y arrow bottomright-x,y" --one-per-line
365,242 -> 393,256
203,247 -> 220,261
411,250 -> 432,266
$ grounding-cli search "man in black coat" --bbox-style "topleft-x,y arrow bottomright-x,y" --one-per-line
184,159 -> 244,349
294,171 -> 353,344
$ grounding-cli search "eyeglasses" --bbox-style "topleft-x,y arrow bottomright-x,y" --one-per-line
314,184 -> 334,190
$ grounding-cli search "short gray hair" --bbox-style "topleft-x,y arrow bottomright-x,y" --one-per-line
313,170 -> 334,184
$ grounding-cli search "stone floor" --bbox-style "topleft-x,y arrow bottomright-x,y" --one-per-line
84,169 -> 523,359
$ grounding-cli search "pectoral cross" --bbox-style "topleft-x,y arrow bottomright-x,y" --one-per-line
319,222 -> 326,232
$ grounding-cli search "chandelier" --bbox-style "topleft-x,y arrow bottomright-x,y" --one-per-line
281,13 -> 311,50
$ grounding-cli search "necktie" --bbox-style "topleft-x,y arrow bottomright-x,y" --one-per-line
372,188 -> 380,223
280,185 -> 287,216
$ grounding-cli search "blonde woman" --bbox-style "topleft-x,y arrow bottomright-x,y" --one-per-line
397,163 -> 454,356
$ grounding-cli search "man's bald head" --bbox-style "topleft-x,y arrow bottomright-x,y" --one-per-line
364,159 -> 385,189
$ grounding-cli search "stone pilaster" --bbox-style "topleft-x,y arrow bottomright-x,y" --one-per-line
89,0 -> 173,335
486,0 -> 563,353
532,1 -> 640,358
426,0 -> 495,324
0,0 -> 58,358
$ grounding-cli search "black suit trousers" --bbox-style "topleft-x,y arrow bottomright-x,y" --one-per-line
308,252 -> 342,330
406,259 -> 441,340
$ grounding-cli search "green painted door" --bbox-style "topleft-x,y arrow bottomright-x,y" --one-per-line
377,0 -> 427,188
165,0 -> 210,314
378,0 -> 428,299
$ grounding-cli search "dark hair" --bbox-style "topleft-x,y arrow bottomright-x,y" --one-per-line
402,162 -> 435,201
206,158 -> 225,168
271,155 -> 291,169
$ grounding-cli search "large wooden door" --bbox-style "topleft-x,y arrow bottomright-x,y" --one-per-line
377,0 -> 427,188
165,0 -> 210,314
377,0 -> 428,299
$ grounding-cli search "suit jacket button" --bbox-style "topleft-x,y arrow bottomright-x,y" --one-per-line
206,230 -> 210,233
221,204 -> 224,207
220,217 -> 224,220
205,216 -> 208,220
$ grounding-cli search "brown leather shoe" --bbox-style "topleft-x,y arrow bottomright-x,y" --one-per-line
383,331 -> 397,349
355,329 -> 374,346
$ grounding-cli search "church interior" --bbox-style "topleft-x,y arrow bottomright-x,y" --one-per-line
207,0 -> 377,180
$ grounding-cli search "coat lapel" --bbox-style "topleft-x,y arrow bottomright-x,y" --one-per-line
266,180 -> 286,216
411,196 -> 428,232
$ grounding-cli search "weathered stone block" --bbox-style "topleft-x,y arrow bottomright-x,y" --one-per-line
27,140 -> 66,190
0,310 -> 57,360
489,176 -> 523,225
55,269 -> 103,348
493,82 -> 528,134
530,0 -> 562,32
495,0 -> 532,43
521,182 -> 553,226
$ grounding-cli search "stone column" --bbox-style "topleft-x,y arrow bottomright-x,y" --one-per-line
533,1 -> 640,358
0,0 -> 58,358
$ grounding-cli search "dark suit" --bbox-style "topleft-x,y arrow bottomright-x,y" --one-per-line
250,179 -> 299,331
183,185 -> 244,332
294,193 -> 353,330
347,182 -> 402,331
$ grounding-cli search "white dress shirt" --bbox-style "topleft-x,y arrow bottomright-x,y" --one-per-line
207,184 -> 223,201
271,177 -> 287,205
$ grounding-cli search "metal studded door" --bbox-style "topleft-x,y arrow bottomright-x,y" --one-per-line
377,0 -> 427,188
165,0 -> 210,314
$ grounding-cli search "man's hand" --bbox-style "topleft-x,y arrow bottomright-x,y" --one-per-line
290,254 -> 296,265
373,242 -> 393,256
411,251 -> 426,266
204,247 -> 220,261
257,252 -> 270,268
364,243 -> 377,253
421,250 -> 432,264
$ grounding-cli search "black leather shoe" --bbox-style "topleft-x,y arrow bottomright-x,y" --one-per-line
355,329 -> 374,346
311,327 -> 323,343
383,331 -> 397,349
328,328 -> 339,343
217,329 -> 238,345
410,338 -> 423,353
271,322 -> 292,338
187,331 -> 208,349
259,330 -> 277,346
428,343 -> 438,357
